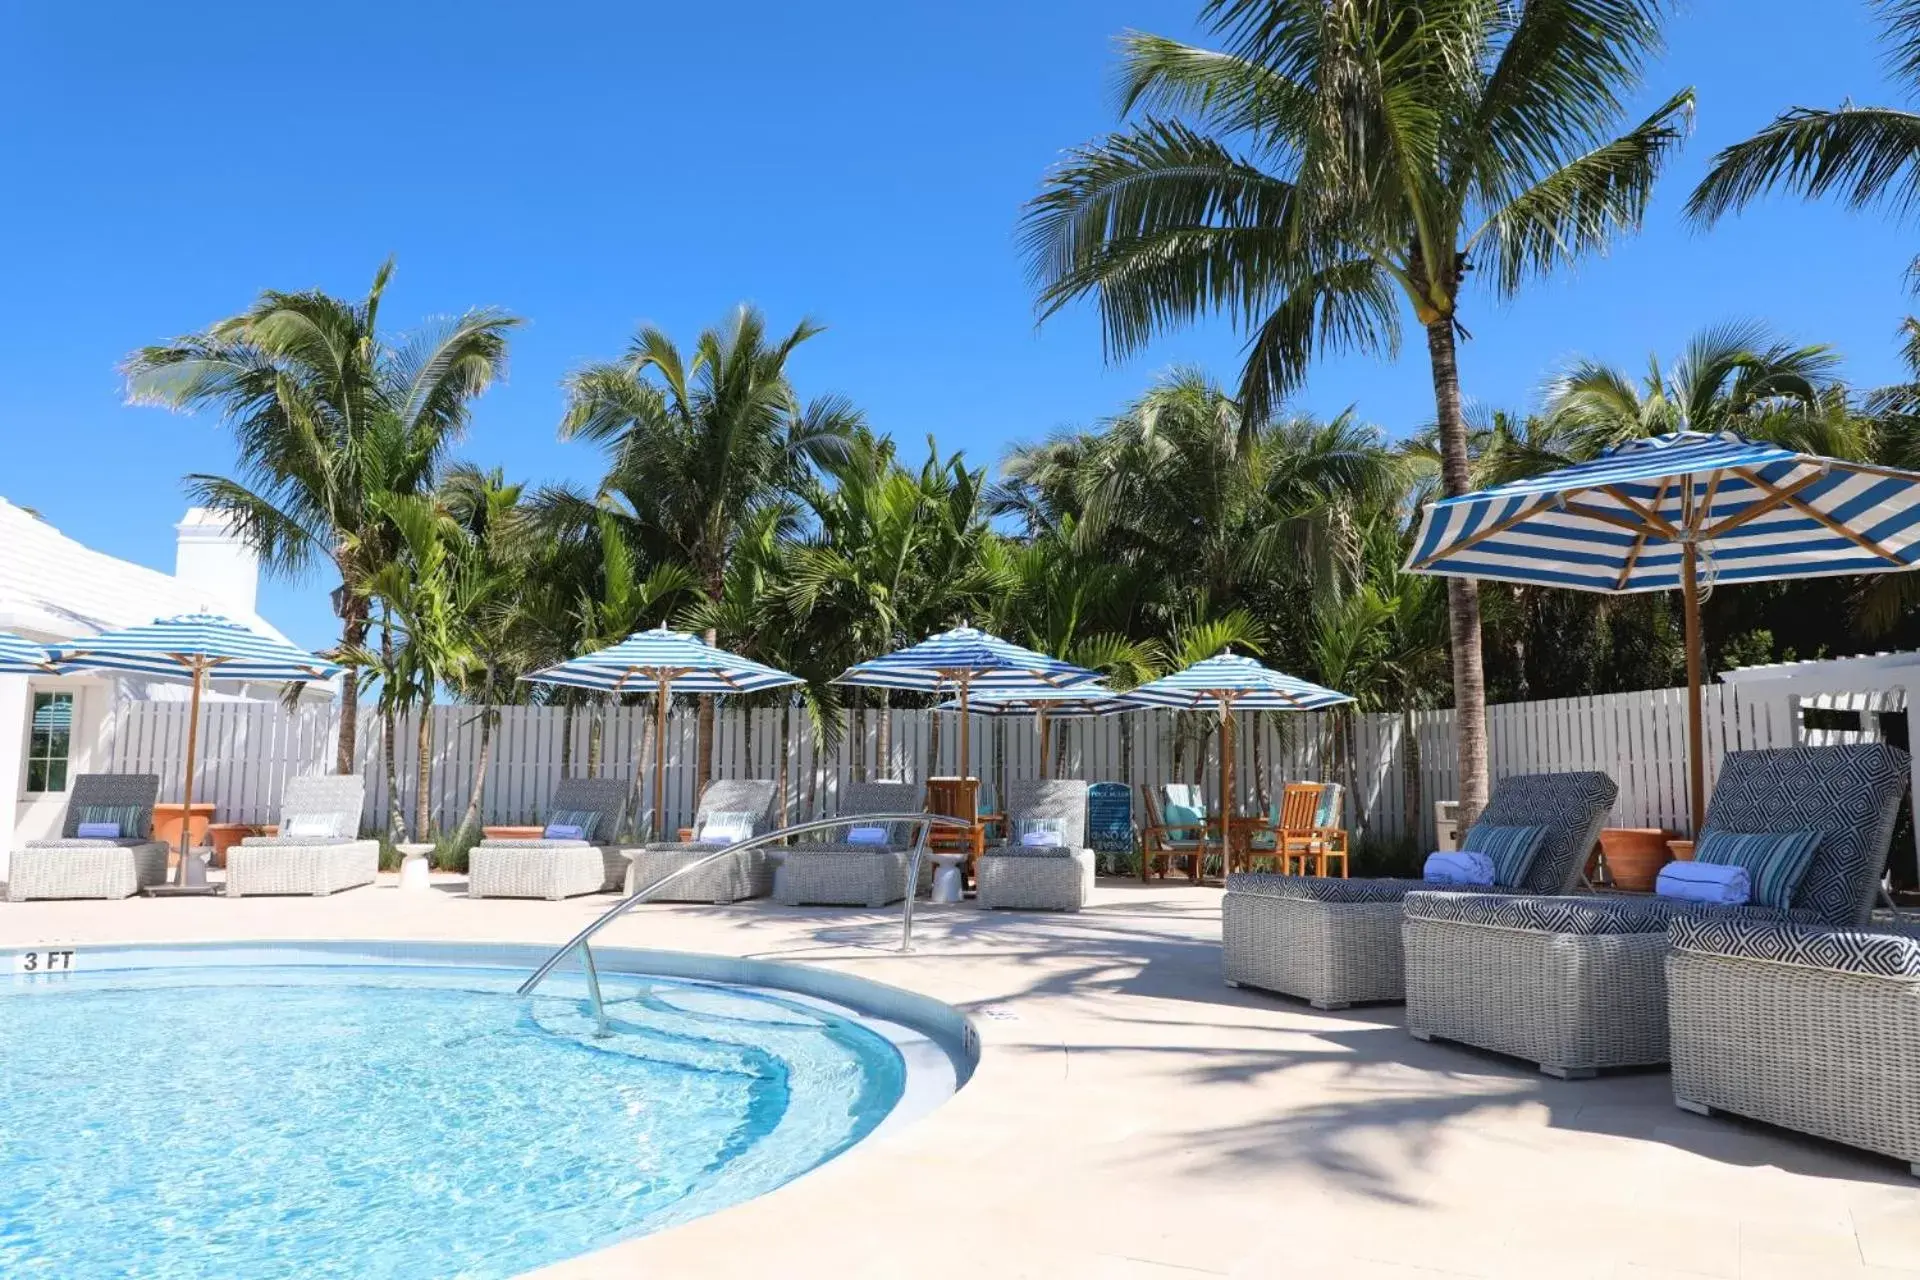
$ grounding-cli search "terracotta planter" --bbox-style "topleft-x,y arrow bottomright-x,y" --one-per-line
1667,839 -> 1695,863
483,825 -> 544,841
1598,827 -> 1673,893
205,822 -> 258,869
153,803 -> 216,864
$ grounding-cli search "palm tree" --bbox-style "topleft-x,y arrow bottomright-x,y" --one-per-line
123,258 -> 518,774
1689,0 -> 1920,250
559,306 -> 857,787
1022,0 -> 1693,822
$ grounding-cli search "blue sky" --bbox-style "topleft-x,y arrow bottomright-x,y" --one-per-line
1,1 -> 1914,652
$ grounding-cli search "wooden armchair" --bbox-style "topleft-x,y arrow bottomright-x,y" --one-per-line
926,776 -> 987,882
1271,781 -> 1348,877
1138,784 -> 1206,883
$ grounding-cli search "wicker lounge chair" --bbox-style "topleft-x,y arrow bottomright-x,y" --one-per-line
224,775 -> 379,897
1668,914 -> 1920,1176
1405,744 -> 1908,1078
6,773 -> 168,902
977,779 -> 1094,912
776,779 -> 924,907
1223,770 -> 1616,1009
467,777 -> 631,900
622,778 -> 780,903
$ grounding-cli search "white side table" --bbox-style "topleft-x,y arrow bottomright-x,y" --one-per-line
395,842 -> 435,892
929,852 -> 967,904
766,848 -> 789,900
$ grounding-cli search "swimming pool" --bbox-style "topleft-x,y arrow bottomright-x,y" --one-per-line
0,942 -> 969,1279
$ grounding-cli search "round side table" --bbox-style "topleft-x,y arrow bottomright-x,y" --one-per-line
928,852 -> 967,904
395,842 -> 435,892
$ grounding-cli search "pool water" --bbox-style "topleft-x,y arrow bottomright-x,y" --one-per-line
0,964 -> 908,1279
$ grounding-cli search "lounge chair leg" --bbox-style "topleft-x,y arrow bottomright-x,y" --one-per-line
1309,998 -> 1351,1011
1408,1028 -> 1434,1042
1673,1097 -> 1712,1117
1540,1064 -> 1597,1081
1911,1162 -> 1920,1180
1224,979 -> 1240,988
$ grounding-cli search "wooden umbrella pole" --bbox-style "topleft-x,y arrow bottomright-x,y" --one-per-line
654,675 -> 670,839
958,673 -> 971,779
1219,693 -> 1235,879
176,656 -> 205,883
1681,544 -> 1706,834
1038,709 -> 1051,781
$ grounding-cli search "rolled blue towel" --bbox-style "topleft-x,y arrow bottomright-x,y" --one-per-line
542,822 -> 585,841
76,821 -> 121,839
1423,850 -> 1495,885
846,826 -> 889,845
1655,859 -> 1750,905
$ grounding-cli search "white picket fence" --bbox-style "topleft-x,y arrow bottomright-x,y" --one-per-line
102,680 -> 1897,845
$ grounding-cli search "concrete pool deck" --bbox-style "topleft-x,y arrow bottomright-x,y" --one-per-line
6,875 -> 1920,1279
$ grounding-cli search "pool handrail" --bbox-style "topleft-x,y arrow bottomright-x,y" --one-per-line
517,811 -> 976,1034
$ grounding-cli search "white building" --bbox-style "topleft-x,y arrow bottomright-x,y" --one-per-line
1,498 -> 329,871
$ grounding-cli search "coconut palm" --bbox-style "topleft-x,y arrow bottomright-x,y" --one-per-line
123,258 -> 518,774
559,305 -> 858,786
1023,0 -> 1693,822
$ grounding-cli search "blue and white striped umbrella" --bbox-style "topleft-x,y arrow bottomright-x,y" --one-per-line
0,632 -> 54,674
1122,654 -> 1354,712
50,613 -> 341,877
1405,430 -> 1920,830
49,613 -> 342,683
833,625 -> 1101,694
939,686 -> 1132,781
524,626 -> 802,696
524,626 -> 802,837
1405,430 -> 1920,593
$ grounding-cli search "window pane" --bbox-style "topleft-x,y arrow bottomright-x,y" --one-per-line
27,759 -> 47,792
46,759 -> 66,793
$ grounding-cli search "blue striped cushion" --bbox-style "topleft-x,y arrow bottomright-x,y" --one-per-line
1695,828 -> 1823,910
79,804 -> 149,839
1460,823 -> 1548,888
547,808 -> 602,841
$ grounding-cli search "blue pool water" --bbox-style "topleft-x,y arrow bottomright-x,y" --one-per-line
0,963 -> 908,1279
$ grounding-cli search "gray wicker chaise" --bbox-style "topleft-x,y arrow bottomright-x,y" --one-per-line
1669,913 -> 1920,1176
777,779 -> 923,908
977,779 -> 1095,912
623,778 -> 780,903
1222,771 -> 1618,1008
225,775 -> 380,897
1405,744 -> 1909,1078
467,777 -> 631,900
6,773 -> 168,902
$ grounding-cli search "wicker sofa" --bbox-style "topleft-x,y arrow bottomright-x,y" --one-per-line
467,777 -> 631,900
1405,744 -> 1909,1078
1668,914 -> 1920,1176
623,778 -> 780,903
6,773 -> 168,902
1223,771 -> 1617,1009
977,779 -> 1095,912
776,779 -> 924,908
225,775 -> 380,898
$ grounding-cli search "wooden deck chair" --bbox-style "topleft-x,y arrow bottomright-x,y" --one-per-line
1273,781 -> 1348,877
1139,784 -> 1206,882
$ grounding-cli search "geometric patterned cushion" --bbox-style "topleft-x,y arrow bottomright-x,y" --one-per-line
1402,889 -> 1826,935
1476,771 -> 1620,893
1693,827 -> 1822,910
1703,745 -> 1909,926
1460,822 -> 1547,887
1225,874 -> 1510,904
1669,914 -> 1920,980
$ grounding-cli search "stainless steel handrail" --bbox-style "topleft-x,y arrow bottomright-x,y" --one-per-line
517,811 -> 978,1035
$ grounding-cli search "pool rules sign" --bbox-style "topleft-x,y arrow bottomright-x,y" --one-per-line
13,948 -> 77,974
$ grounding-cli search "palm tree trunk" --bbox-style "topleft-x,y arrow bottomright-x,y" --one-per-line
1426,319 -> 1491,828
743,697 -> 755,780
1401,707 -> 1422,850
560,698 -> 574,777
587,695 -> 603,778
383,704 -> 404,845
335,595 -> 368,774
414,695 -> 433,843
698,614 -> 721,789
458,708 -> 495,843
777,699 -> 791,826
875,688 -> 892,778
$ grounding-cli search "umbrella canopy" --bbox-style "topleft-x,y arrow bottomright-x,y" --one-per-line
0,632 -> 55,674
1405,430 -> 1920,829
50,613 -> 342,880
523,626 -> 803,837
835,625 -> 1100,778
938,685 -> 1133,780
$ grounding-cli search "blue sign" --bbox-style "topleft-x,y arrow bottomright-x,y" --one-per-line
1086,781 -> 1133,854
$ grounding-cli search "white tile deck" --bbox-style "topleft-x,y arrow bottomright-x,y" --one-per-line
4,876 -> 1916,1279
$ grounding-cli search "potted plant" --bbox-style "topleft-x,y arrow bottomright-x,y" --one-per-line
1597,827 -> 1673,892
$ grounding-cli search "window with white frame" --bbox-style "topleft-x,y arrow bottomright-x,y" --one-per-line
27,691 -> 73,793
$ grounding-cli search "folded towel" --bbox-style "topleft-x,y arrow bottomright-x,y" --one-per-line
76,821 -> 121,839
542,822 -> 585,841
1423,850 -> 1496,885
1655,859 -> 1751,905
846,826 -> 889,845
1021,831 -> 1059,847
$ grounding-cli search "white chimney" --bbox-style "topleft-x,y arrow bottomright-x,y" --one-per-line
174,507 -> 260,617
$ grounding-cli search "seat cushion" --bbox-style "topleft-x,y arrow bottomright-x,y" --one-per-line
27,836 -> 162,850
1670,914 -> 1920,980
1225,874 -> 1508,904
1404,890 -> 1825,936
985,843 -> 1080,860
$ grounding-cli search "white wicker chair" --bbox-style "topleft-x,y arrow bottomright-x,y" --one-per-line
224,775 -> 379,898
777,780 -> 923,907
6,774 -> 168,902
977,779 -> 1094,912
623,779 -> 781,903
467,777 -> 631,900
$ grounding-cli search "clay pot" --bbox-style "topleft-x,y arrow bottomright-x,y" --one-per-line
1598,827 -> 1673,892
1666,839 -> 1695,863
